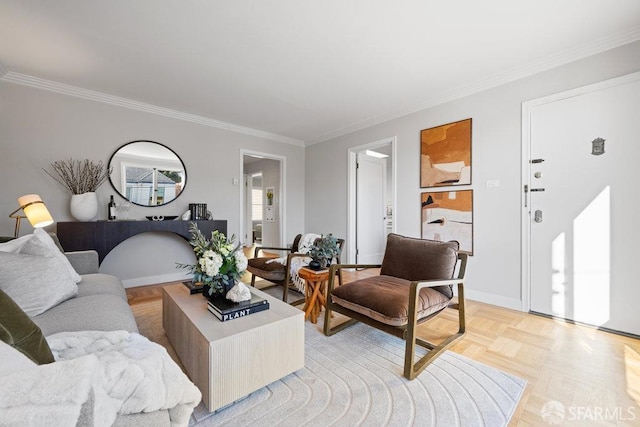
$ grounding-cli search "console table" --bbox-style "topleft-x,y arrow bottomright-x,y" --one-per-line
56,220 -> 227,263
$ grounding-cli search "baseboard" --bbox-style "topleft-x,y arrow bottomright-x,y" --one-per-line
463,289 -> 523,312
121,272 -> 190,288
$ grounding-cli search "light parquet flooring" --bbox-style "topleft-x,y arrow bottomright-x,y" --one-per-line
127,266 -> 640,426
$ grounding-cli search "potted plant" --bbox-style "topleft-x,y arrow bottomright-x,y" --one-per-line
308,234 -> 340,270
44,158 -> 112,221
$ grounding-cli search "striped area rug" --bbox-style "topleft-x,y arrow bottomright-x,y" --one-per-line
190,321 -> 526,426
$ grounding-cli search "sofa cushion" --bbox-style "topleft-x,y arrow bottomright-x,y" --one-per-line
76,273 -> 128,301
247,257 -> 286,282
0,250 -> 78,317
0,289 -> 54,364
331,275 -> 451,326
32,294 -> 139,336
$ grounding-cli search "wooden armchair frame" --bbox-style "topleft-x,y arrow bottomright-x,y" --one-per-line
249,238 -> 345,305
323,253 -> 467,380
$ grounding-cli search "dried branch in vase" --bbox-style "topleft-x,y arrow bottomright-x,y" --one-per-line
44,158 -> 112,194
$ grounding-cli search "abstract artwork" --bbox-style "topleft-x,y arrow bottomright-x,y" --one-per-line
421,190 -> 473,255
420,118 -> 472,188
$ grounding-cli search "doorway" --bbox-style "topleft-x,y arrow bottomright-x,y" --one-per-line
522,71 -> 640,336
241,151 -> 285,249
347,137 -> 396,264
245,172 -> 263,245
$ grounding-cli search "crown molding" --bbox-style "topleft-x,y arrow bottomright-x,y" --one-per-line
306,25 -> 640,145
0,72 -> 304,147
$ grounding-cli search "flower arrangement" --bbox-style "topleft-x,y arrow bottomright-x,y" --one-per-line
177,223 -> 248,297
44,158 -> 112,194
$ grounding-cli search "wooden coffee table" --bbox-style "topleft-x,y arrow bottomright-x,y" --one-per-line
162,283 -> 304,412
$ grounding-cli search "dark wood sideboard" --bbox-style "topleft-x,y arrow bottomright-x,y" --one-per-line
56,220 -> 227,264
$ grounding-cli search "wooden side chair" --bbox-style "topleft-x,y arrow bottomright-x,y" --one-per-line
247,235 -> 345,304
323,233 -> 467,380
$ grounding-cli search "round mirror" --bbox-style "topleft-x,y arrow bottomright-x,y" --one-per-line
108,140 -> 187,207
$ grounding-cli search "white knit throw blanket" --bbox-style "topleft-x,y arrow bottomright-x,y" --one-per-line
0,330 -> 202,427
267,233 -> 320,292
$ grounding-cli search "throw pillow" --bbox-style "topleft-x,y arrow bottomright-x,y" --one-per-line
0,251 -> 78,317
0,234 -> 32,253
0,289 -> 54,364
34,229 -> 82,283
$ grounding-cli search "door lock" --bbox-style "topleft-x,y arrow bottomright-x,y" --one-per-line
534,210 -> 543,223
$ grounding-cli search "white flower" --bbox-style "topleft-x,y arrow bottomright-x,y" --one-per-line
199,250 -> 223,277
234,251 -> 248,272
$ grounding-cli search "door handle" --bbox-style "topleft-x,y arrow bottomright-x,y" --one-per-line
534,210 -> 543,223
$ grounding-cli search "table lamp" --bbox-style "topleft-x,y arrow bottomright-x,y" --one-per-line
9,194 -> 54,237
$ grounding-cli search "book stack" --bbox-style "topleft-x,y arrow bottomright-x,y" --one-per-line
182,281 -> 204,294
207,292 -> 269,322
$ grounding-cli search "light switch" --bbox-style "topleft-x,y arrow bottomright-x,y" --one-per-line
486,180 -> 500,188
232,178 -> 239,185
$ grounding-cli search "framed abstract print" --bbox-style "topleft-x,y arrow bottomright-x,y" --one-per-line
421,190 -> 473,255
420,118 -> 472,188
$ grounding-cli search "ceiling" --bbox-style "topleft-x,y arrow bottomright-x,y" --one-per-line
1,1 -> 639,146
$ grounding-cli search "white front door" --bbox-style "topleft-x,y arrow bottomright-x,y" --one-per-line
356,152 -> 386,264
527,73 -> 640,336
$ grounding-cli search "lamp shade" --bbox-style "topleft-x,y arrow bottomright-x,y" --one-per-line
17,194 -> 54,229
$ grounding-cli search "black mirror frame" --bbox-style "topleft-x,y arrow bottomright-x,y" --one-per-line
108,140 -> 187,207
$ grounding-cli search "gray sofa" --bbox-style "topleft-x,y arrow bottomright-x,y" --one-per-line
34,248 -> 172,426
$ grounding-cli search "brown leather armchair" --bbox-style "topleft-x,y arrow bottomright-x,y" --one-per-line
323,233 -> 467,379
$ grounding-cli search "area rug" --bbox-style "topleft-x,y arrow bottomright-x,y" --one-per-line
190,321 -> 526,426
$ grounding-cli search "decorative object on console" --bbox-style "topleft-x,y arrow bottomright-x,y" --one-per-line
116,200 -> 131,220
189,203 -> 208,220
9,194 -> 54,238
108,195 -> 117,220
44,158 -> 112,221
308,233 -> 340,270
108,140 -> 187,207
145,215 -> 178,221
176,222 -> 248,299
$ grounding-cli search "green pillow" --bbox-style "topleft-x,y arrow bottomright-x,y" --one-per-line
0,288 -> 54,364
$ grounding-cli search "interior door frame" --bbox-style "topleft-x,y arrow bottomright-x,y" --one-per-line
520,70 -> 640,313
239,149 -> 286,248
243,173 -> 251,246
347,136 -> 397,264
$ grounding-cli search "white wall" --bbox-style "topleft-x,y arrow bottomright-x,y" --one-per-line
0,82 -> 305,287
305,41 -> 640,309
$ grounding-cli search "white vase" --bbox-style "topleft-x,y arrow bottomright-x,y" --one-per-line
70,192 -> 98,221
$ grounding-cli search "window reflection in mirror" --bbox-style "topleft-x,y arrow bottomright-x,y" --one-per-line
108,141 -> 187,207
